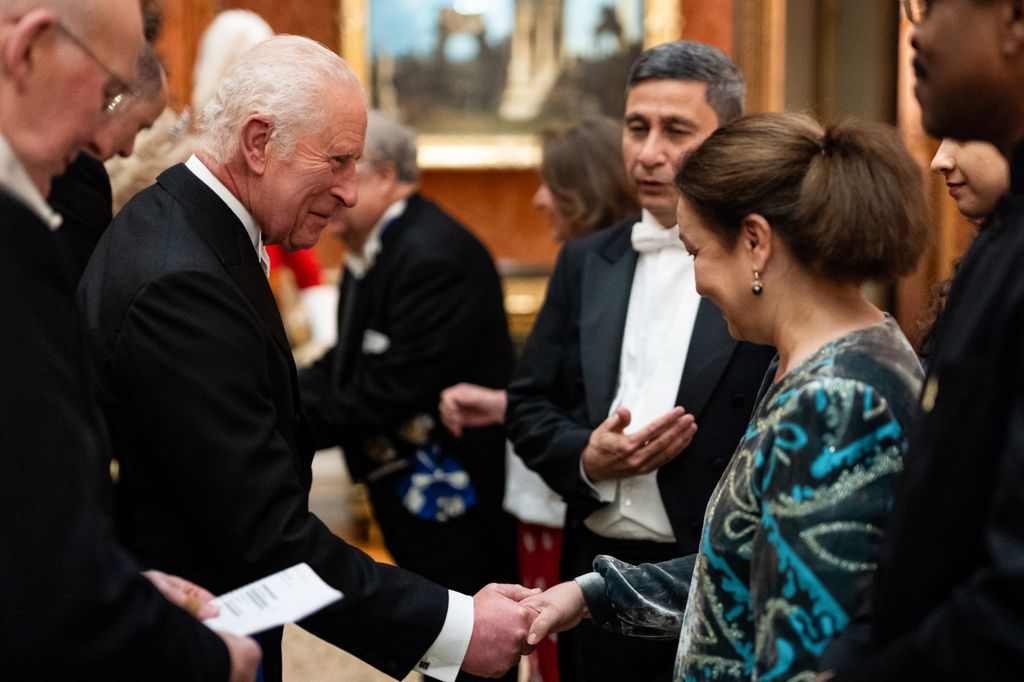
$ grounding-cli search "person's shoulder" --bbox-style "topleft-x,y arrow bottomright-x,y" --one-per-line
565,215 -> 639,255
396,194 -> 495,263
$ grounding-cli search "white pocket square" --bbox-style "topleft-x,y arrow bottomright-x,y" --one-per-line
362,329 -> 391,354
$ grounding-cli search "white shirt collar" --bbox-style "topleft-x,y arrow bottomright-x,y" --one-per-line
185,154 -> 270,276
344,197 -> 407,280
0,134 -> 63,230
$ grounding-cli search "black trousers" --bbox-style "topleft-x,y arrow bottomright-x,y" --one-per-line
558,525 -> 681,682
367,478 -> 519,682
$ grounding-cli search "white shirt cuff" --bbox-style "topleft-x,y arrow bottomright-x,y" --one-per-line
579,459 -> 617,502
416,589 -> 474,681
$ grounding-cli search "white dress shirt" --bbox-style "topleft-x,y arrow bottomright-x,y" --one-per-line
185,155 -> 271,277
343,198 -> 406,279
583,210 -> 701,542
183,158 -> 474,680
0,134 -> 63,230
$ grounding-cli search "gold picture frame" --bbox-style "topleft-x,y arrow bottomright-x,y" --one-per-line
340,0 -> 681,169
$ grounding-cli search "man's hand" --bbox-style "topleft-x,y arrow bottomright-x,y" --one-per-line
438,383 -> 508,437
521,581 -> 588,647
216,631 -> 262,682
581,406 -> 697,482
461,583 -> 539,678
144,569 -> 219,620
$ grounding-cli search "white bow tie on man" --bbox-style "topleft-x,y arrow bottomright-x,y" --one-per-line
630,218 -> 687,253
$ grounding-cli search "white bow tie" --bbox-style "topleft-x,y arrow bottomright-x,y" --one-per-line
631,220 -> 686,253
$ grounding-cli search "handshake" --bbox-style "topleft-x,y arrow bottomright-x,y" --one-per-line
462,581 -> 589,678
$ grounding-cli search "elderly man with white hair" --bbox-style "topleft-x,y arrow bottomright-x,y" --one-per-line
80,34 -> 535,682
0,0 -> 260,679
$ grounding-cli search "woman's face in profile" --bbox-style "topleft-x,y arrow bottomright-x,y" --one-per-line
533,182 -> 572,242
930,139 -> 1009,223
677,199 -> 751,341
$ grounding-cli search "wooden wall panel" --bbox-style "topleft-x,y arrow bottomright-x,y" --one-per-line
220,0 -> 338,52
680,0 -> 734,54
420,169 -> 553,268
153,0 -> 213,110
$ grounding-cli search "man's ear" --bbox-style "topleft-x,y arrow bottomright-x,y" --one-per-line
375,159 -> 398,186
740,213 -> 772,272
239,115 -> 273,175
2,10 -> 56,89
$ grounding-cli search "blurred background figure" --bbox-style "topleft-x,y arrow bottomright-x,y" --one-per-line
919,140 -> 1009,359
299,109 -> 519,682
440,116 -> 637,682
929,138 -> 1009,225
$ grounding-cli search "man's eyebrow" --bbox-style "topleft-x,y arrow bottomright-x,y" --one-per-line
660,115 -> 698,129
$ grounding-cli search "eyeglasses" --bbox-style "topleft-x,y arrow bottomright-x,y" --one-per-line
901,0 -> 928,24
54,22 -> 132,115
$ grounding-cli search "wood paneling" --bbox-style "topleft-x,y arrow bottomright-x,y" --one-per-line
420,169 -> 554,268
681,0 -> 734,54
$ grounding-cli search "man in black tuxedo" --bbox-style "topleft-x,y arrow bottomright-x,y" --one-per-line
0,0 -> 258,678
506,41 -> 775,682
298,110 -> 518,680
824,1 -> 1024,680
49,42 -> 167,283
80,35 -> 533,682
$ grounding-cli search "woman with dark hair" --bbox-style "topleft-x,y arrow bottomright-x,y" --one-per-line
521,112 -> 927,681
440,117 -> 637,682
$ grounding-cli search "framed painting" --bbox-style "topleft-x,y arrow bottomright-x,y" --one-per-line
340,0 -> 681,167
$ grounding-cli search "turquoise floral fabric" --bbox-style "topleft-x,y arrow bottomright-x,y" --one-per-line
579,317 -> 922,681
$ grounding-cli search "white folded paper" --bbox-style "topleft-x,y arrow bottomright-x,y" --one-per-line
204,563 -> 343,637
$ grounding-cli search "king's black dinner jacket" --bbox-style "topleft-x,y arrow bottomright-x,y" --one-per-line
79,164 -> 450,681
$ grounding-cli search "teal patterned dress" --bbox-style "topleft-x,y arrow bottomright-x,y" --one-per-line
578,316 -> 922,681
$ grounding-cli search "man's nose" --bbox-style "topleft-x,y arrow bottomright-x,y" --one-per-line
331,164 -> 359,208
636,131 -> 666,167
87,123 -> 115,161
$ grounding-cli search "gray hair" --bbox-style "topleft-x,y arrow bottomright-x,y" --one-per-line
627,41 -> 745,125
364,109 -> 418,183
194,35 -> 364,166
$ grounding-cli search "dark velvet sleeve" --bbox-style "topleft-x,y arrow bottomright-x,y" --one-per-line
578,554 -> 697,640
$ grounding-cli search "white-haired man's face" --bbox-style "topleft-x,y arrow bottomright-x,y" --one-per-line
251,86 -> 367,251
0,0 -> 142,194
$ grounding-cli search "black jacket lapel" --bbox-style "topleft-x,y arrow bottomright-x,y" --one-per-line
580,226 -> 637,424
156,164 -> 292,359
676,298 -> 738,419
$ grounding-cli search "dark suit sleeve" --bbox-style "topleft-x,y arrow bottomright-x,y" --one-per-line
0,217 -> 228,679
113,269 -> 448,677
505,245 -> 594,505
836,346 -> 1024,680
300,253 -> 502,452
